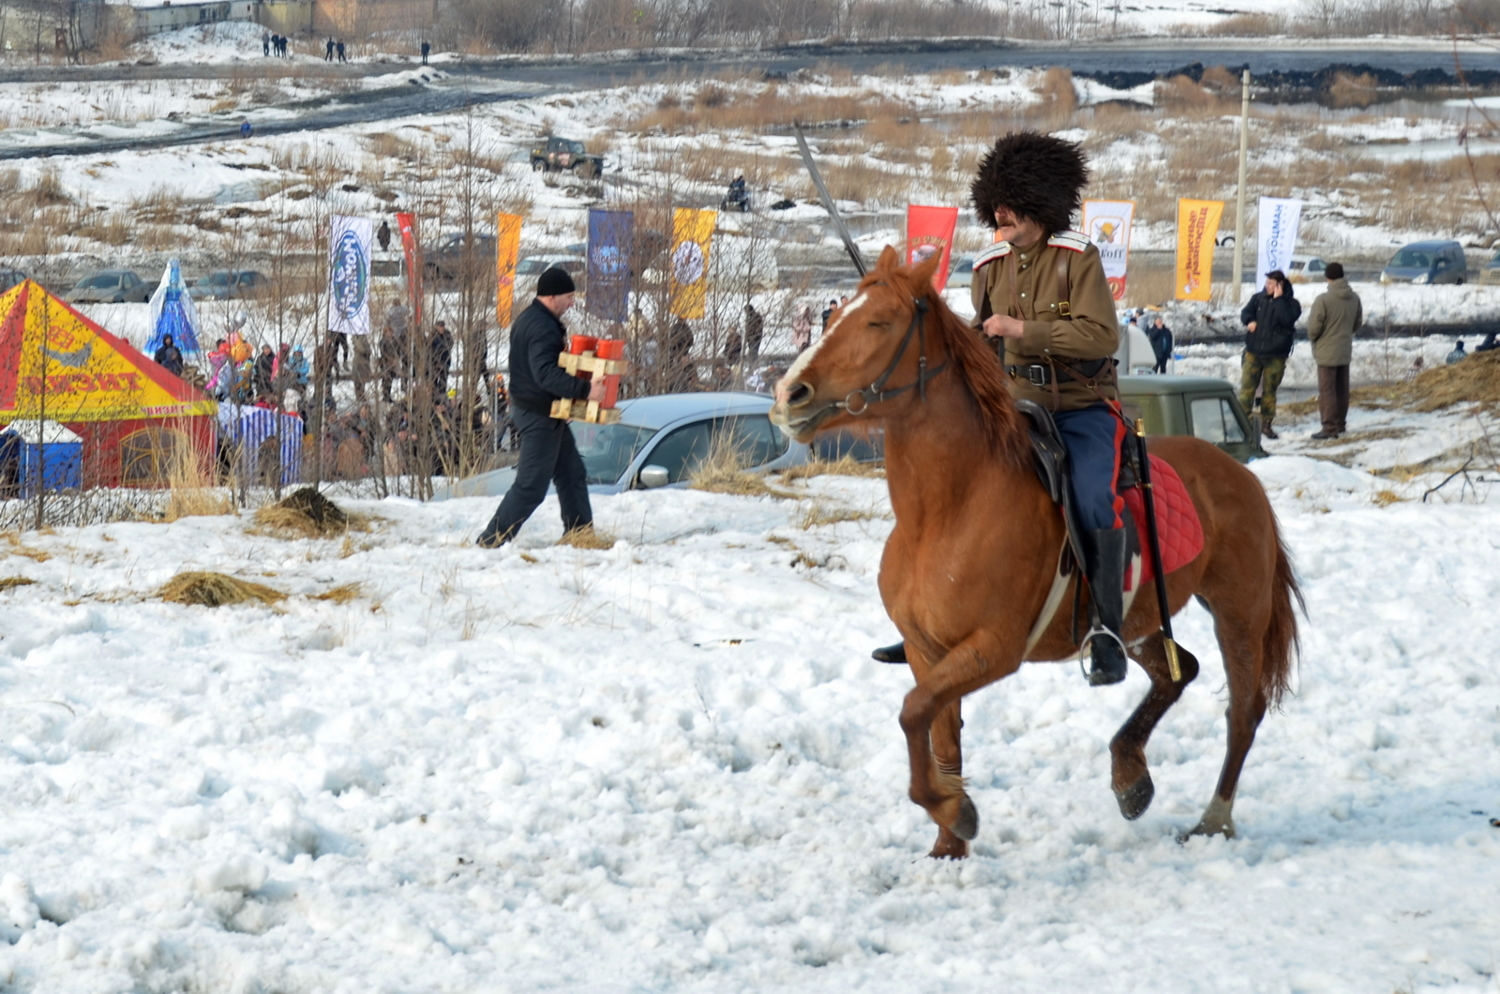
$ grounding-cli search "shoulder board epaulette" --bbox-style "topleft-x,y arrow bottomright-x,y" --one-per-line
973,241 -> 1013,271
1048,230 -> 1090,253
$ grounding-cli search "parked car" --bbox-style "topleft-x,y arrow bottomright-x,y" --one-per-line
1118,374 -> 1266,464
425,232 -> 498,282
188,269 -> 269,300
946,255 -> 975,290
1284,254 -> 1328,283
514,254 -> 587,298
1479,249 -> 1500,285
434,393 -> 809,499
0,269 -> 25,294
65,269 -> 150,304
529,136 -> 605,178
1380,240 -> 1467,285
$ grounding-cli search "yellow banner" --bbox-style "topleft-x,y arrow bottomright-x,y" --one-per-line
0,281 -> 215,422
1175,199 -> 1224,302
668,207 -> 716,320
496,212 -> 523,326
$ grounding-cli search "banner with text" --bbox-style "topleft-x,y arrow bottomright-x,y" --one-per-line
328,215 -> 372,336
669,207 -> 717,320
587,208 -> 634,323
1174,199 -> 1224,302
496,213 -> 523,327
1083,199 -> 1135,301
1255,197 -> 1303,290
905,205 -> 959,291
395,212 -> 421,328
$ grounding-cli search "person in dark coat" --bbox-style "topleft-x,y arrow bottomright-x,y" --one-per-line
325,38 -> 335,61
477,269 -> 607,548
336,40 -> 346,63
743,303 -> 764,361
253,344 -> 276,398
153,334 -> 184,376
1238,270 -> 1301,439
420,40 -> 430,65
429,320 -> 454,395
376,220 -> 391,252
1147,314 -> 1173,374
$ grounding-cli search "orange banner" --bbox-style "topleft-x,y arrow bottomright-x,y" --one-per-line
905,205 -> 959,291
669,208 -> 716,320
1175,199 -> 1224,302
496,213 -> 523,326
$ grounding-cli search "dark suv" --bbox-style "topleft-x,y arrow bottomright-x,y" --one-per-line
529,137 -> 605,178
425,233 -> 497,282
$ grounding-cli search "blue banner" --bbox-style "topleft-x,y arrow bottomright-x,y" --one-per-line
587,208 -> 633,323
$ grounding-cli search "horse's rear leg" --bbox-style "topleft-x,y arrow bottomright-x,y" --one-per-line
1109,632 -> 1199,820
1189,628 -> 1269,839
928,700 -> 969,859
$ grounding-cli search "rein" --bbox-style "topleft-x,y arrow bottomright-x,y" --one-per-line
835,295 -> 949,416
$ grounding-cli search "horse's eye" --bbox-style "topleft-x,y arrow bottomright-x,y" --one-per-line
869,321 -> 893,330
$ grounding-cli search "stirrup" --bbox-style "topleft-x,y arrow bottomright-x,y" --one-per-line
1079,626 -> 1128,686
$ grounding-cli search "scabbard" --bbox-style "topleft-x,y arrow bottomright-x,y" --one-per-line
1134,425 -> 1182,680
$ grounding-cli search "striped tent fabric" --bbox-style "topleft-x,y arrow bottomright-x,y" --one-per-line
217,404 -> 304,486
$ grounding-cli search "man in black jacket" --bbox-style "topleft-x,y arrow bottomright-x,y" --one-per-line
1238,270 -> 1301,439
477,269 -> 606,548
153,334 -> 184,377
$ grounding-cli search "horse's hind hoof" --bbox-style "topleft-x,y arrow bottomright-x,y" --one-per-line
951,795 -> 979,841
1115,774 -> 1155,821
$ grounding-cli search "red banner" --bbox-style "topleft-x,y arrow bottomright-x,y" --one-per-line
905,205 -> 959,291
396,212 -> 422,327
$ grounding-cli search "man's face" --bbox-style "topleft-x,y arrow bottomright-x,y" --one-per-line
993,206 -> 1042,245
1264,277 -> 1278,294
540,292 -> 575,317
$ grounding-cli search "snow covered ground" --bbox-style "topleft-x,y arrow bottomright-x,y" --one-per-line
1,448 -> 1498,993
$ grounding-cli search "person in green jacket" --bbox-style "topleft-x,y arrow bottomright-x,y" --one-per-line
1305,262 -> 1363,440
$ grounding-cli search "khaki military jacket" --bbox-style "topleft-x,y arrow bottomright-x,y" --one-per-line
1306,278 -> 1362,368
970,231 -> 1120,411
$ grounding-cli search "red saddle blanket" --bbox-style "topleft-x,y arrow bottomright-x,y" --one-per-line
1121,455 -> 1203,591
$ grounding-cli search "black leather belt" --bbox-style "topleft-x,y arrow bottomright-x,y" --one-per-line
1006,356 -> 1109,387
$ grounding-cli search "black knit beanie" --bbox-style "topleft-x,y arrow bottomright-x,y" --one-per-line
537,267 -> 575,297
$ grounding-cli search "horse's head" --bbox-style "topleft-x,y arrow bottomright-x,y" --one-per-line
771,246 -> 944,443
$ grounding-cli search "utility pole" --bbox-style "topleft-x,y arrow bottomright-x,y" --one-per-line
1232,69 -> 1251,305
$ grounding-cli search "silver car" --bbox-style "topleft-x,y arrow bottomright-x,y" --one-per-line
65,269 -> 150,304
436,392 -> 811,499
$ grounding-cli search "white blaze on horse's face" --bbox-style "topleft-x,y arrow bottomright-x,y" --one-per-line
775,291 -> 869,405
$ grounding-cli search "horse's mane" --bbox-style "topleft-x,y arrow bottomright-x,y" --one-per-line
905,273 -> 1032,471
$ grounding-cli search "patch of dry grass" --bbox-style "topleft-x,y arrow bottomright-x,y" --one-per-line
159,571 -> 285,608
313,582 -> 364,604
557,526 -> 616,549
691,435 -> 795,497
1372,489 -> 1408,506
1352,350 -> 1500,412
251,487 -> 378,538
0,576 -> 36,591
777,454 -> 884,482
796,498 -> 880,530
1,532 -> 51,562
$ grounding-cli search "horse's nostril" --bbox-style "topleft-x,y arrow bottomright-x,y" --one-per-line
786,381 -> 812,406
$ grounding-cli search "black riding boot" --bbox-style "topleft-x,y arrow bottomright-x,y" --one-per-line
1084,527 -> 1129,686
872,642 -> 907,664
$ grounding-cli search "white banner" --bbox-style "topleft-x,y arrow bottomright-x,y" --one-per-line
1082,199 -> 1134,301
328,215 -> 373,336
1255,197 -> 1303,290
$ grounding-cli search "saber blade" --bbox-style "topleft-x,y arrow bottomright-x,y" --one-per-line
793,121 -> 866,277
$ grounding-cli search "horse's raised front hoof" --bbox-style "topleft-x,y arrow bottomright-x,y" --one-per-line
950,794 -> 979,841
1114,773 -> 1155,821
928,829 -> 969,860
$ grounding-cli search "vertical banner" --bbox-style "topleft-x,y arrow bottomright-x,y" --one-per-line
495,212 -> 523,328
905,205 -> 959,291
1082,199 -> 1134,301
395,212 -> 421,328
669,207 -> 717,320
587,208 -> 634,323
328,215 -> 372,336
1255,197 -> 1303,289
1174,199 -> 1224,302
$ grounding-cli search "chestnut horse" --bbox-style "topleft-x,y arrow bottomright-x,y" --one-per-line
771,247 -> 1302,859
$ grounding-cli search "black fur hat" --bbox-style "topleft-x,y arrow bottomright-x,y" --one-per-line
970,131 -> 1089,235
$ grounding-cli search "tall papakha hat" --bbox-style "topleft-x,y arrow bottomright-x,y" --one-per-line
970,130 -> 1089,236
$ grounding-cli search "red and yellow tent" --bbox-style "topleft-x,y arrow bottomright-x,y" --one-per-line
0,280 -> 216,488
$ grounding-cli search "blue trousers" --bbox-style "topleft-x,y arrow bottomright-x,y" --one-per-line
1053,404 -> 1125,532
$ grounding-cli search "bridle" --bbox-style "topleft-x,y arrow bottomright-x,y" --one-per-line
833,293 -> 949,416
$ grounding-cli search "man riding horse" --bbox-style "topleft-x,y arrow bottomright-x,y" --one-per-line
872,131 -> 1130,688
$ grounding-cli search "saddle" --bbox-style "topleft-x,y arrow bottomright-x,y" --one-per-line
1017,400 -> 1203,591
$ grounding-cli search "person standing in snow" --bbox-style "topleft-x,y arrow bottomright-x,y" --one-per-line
476,269 -> 608,549
429,319 -> 454,395
1305,262 -> 1362,440
325,38 -> 335,61
336,40 -> 347,63
376,220 -> 392,252
420,40 -> 431,65
1238,270 -> 1300,439
792,304 -> 813,352
1447,340 -> 1468,364
1147,314 -> 1173,374
262,31 -> 270,56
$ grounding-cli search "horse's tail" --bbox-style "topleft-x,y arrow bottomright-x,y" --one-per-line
1262,514 -> 1305,708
